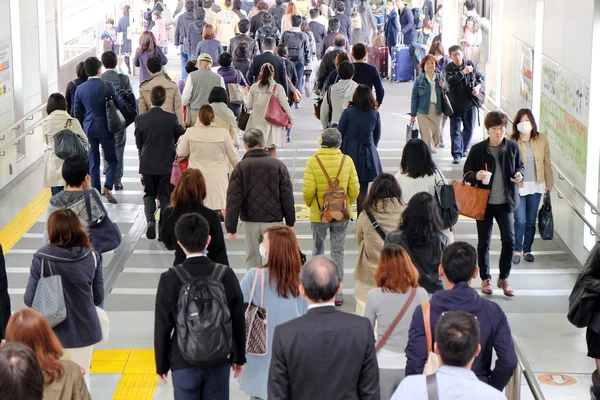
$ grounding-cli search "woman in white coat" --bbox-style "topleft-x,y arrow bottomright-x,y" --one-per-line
42,93 -> 88,196
176,105 -> 240,214
246,63 -> 294,158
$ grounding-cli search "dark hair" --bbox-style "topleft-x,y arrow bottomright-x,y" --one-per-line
335,52 -> 350,67
352,43 -> 367,60
83,57 -> 102,77
435,311 -> 480,367
195,7 -> 206,20
399,192 -> 443,247
264,226 -> 302,298
175,213 -> 210,253
47,209 -> 91,248
152,10 -> 161,18
185,60 -> 198,74
198,104 -> 215,125
46,93 -> 67,114
291,14 -> 302,27
61,157 -> 89,188
234,0 -> 243,10
337,61 -> 355,80
350,85 -> 376,111
358,0 -> 366,12
203,24 -> 216,40
484,111 -> 509,130
185,0 -> 195,11
235,42 -> 250,60
329,17 -> 340,32
209,86 -> 229,104
202,0 -> 212,7
441,242 -> 477,284
448,45 -> 463,55
150,85 -> 166,106
224,0 -> 233,8
464,0 -> 476,11
276,0 -> 283,5
363,173 -> 404,212
0,343 -> 44,400
301,17 -> 310,33
243,128 -> 265,148
429,41 -> 445,56
336,1 -> 345,12
101,51 -> 118,69
300,256 -> 341,302
262,12 -> 273,24
262,36 -> 276,50
510,108 -> 539,140
138,31 -> 157,53
463,16 -> 480,33
420,54 -> 438,73
333,33 -> 346,47
258,62 -> 275,88
309,8 -> 319,18
147,55 -> 164,74
276,44 -> 288,58
400,139 -> 437,178
75,61 -> 87,81
238,18 -> 251,33
218,51 -> 233,67
170,168 -> 207,206
106,18 -> 115,25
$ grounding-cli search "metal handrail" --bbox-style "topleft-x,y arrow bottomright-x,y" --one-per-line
0,104 -> 47,154
506,336 -> 546,400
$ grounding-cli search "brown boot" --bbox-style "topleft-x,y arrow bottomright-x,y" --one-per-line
481,279 -> 493,295
498,279 -> 515,297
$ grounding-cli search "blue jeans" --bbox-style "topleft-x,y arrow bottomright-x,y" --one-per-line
514,192 -> 542,253
51,186 -> 64,196
172,363 -> 230,400
89,135 -> 117,192
449,106 -> 477,158
180,51 -> 191,80
293,60 -> 305,92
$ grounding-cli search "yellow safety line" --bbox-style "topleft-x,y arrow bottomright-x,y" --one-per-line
0,188 -> 50,252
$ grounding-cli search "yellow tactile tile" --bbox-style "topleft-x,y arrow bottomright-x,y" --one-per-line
112,374 -> 158,400
123,350 -> 156,374
90,350 -> 131,374
0,188 -> 51,252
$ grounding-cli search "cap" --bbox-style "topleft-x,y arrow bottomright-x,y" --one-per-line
319,128 -> 342,148
197,53 -> 213,63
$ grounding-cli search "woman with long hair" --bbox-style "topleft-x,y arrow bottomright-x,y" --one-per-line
338,84 -> 383,215
133,30 -> 167,83
246,63 -> 294,158
161,168 -> 229,266
233,42 -> 252,76
354,173 -> 405,315
237,226 -> 308,399
461,16 -> 482,63
364,244 -> 429,400
385,192 -> 450,293
5,308 -> 91,399
509,109 -> 553,264
24,209 -> 103,388
281,2 -> 298,34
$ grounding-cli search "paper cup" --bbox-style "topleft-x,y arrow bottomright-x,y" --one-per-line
483,171 -> 492,185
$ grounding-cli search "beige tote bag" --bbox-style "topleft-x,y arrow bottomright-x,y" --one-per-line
422,301 -> 441,375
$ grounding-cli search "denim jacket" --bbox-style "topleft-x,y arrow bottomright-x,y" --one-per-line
410,72 -> 447,116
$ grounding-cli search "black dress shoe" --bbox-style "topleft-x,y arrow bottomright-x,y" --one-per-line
524,253 -> 535,262
114,183 -> 124,191
452,156 -> 461,164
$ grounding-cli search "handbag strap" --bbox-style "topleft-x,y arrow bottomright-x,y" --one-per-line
434,168 -> 447,185
104,82 -> 113,102
422,301 -> 434,355
365,208 -> 386,241
246,268 -> 264,311
376,287 -> 417,352
83,191 -> 94,224
326,87 -> 333,125
426,374 -> 439,400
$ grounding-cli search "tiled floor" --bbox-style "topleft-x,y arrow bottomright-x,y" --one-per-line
0,44 -> 595,399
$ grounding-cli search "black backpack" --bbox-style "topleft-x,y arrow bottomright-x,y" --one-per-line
283,31 -> 303,61
117,74 -> 137,127
256,26 -> 279,49
172,263 -> 234,365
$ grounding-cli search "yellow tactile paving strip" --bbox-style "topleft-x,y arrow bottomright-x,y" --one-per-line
91,350 -> 159,400
0,188 -> 51,252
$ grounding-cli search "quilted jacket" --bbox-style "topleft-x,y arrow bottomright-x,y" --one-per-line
302,147 -> 360,223
226,148 -> 295,233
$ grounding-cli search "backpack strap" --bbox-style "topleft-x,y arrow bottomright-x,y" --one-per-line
313,155 -> 333,186
171,265 -> 193,284
211,263 -> 228,281
334,155 -> 346,181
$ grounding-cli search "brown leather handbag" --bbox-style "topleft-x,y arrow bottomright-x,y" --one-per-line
451,172 -> 490,220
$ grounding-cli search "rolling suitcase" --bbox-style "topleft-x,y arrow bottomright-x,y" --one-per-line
367,46 -> 389,79
391,44 -> 414,82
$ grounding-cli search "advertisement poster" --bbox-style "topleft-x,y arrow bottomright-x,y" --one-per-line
0,40 -> 12,99
520,45 -> 533,108
539,56 -> 589,174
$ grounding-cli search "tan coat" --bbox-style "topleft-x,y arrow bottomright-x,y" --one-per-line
139,72 -> 185,126
354,198 -> 405,304
176,123 -> 239,210
247,81 -> 294,148
42,110 -> 87,187
514,133 -> 554,189
44,360 -> 91,400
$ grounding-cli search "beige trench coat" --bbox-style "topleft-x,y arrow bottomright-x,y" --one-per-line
139,72 -> 185,126
246,81 -> 293,148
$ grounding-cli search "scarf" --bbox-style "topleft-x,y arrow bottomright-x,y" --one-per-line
210,102 -> 238,128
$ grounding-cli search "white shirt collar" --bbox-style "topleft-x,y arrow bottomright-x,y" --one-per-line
186,253 -> 208,259
88,76 -> 100,79
308,302 -> 335,310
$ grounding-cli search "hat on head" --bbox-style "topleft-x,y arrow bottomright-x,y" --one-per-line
197,53 -> 213,63
319,128 -> 342,148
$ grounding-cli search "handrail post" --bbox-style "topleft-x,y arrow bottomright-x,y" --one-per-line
505,362 -> 523,400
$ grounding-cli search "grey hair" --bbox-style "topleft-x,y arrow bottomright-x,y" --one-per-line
243,129 -> 265,148
300,256 -> 341,302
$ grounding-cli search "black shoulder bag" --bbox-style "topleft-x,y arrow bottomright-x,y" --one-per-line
104,82 -> 126,134
434,169 -> 459,230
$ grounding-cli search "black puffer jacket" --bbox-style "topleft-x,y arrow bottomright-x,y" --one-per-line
226,148 -> 295,233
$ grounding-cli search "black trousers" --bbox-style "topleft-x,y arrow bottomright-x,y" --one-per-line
476,202 -> 515,281
142,174 -> 171,223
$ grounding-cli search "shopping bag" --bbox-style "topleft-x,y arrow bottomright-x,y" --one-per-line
406,121 -> 419,142
538,192 -> 554,240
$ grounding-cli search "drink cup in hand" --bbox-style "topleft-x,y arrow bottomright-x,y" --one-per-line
482,171 -> 492,185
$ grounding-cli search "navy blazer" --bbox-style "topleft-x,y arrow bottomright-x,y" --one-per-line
399,6 -> 416,46
246,51 -> 289,94
73,77 -> 124,139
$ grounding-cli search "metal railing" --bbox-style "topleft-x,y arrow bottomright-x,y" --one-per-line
0,104 -> 47,157
506,336 -> 546,400
58,45 -> 97,94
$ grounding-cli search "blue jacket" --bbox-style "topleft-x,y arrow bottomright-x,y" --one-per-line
24,246 -> 104,348
410,72 -> 446,116
384,9 -> 400,47
399,5 -> 416,46
338,106 -> 383,183
405,282 -> 518,390
73,77 -> 124,138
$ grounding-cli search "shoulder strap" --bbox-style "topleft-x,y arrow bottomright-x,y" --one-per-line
211,263 -> 228,281
426,374 -> 439,400
376,287 -> 417,352
326,87 -> 333,124
422,301 -> 433,354
104,82 -> 112,101
83,191 -> 93,223
334,155 -> 346,180
313,155 -> 333,186
434,168 -> 446,185
365,208 -> 386,241
171,265 -> 193,284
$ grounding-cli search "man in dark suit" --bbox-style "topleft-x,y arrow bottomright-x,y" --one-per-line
334,1 -> 353,46
268,256 -> 380,400
309,9 -> 326,60
74,56 -> 124,204
320,18 -> 349,56
134,86 -> 186,240
246,37 -> 288,93
229,19 -> 260,60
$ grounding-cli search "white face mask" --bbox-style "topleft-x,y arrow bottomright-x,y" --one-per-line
259,243 -> 268,258
517,121 -> 533,134
434,55 -> 443,61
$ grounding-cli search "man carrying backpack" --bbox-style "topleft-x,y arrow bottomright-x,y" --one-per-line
281,15 -> 310,100
302,128 -> 359,306
154,212 -> 246,399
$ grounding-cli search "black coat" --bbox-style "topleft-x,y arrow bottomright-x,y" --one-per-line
161,201 -> 229,266
316,48 -> 344,91
65,77 -> 86,116
320,31 -> 350,56
250,11 -> 267,36
309,21 -> 327,59
246,51 -> 289,93
335,12 -> 353,46
0,245 -> 10,340
268,306 -> 379,399
154,256 -> 246,374
226,148 -> 295,233
134,108 -> 186,175
444,60 -> 485,113
229,33 -> 260,59
283,58 -> 298,104
463,138 -> 524,212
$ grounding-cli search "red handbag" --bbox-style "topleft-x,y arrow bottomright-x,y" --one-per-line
265,88 -> 290,127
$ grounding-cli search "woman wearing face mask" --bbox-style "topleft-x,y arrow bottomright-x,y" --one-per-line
237,226 -> 308,399
509,109 -> 553,264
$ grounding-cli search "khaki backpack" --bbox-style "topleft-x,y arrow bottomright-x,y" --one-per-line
314,155 -> 350,223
